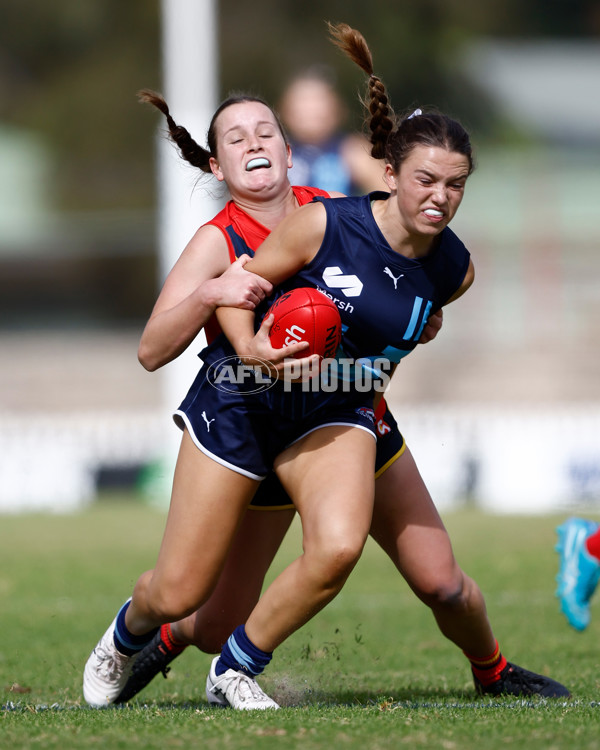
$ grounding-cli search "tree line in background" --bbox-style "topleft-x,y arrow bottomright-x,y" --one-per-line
0,0 -> 598,212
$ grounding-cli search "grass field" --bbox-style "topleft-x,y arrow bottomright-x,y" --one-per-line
2,497 -> 600,749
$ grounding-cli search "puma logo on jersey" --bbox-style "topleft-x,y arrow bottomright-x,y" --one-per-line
202,411 -> 215,432
383,267 -> 404,289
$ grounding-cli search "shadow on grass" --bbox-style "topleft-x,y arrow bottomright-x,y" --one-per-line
274,686 -> 484,709
110,685 -> 483,712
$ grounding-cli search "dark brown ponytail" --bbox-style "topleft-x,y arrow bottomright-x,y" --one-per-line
138,89 -> 212,173
328,23 -> 474,173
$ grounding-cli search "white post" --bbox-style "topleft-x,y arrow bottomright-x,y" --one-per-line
153,0 -> 221,498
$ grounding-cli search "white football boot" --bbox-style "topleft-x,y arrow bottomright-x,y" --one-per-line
83,614 -> 137,707
205,656 -> 279,710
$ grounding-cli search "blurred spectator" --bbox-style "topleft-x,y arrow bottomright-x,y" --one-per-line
278,66 -> 385,195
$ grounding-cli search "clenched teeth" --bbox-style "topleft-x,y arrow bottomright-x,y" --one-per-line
246,158 -> 271,171
424,209 -> 443,217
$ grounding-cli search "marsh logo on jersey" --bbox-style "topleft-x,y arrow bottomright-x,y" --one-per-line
322,266 -> 363,297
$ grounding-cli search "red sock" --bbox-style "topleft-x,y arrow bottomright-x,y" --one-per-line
585,528 -> 600,561
160,623 -> 187,653
464,640 -> 508,686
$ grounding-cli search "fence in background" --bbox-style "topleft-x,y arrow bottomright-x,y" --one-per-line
2,405 -> 599,515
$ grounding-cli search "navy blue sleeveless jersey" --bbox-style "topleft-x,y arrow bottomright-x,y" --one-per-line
257,191 -> 470,375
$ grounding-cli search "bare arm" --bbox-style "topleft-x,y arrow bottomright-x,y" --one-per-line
138,224 -> 273,371
447,258 -> 475,304
215,201 -> 327,363
416,258 -> 474,347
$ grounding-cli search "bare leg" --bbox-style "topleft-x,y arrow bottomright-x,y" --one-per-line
244,426 -> 376,651
370,446 -> 495,656
173,508 -> 296,652
125,430 -> 259,634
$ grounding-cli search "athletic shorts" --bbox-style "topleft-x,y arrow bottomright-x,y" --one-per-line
174,351 -> 377,481
250,399 -> 406,510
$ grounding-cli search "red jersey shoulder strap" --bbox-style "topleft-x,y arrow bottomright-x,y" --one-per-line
203,186 -> 331,264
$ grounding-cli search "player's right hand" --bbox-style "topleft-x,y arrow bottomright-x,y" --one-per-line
212,254 -> 273,310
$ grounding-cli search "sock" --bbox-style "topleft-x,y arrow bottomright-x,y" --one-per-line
113,599 -> 159,656
464,640 -> 508,686
216,624 -> 273,677
160,623 -> 187,654
585,528 -> 600,561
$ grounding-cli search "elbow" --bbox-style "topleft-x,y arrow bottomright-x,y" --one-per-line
138,343 -> 161,372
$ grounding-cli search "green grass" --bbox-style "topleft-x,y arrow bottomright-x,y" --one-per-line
2,497 -> 600,749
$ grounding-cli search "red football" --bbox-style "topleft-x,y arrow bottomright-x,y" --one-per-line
266,287 -> 342,359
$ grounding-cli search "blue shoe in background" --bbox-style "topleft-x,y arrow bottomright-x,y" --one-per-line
556,518 -> 600,631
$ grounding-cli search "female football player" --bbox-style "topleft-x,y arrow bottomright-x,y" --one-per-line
83,23 -> 569,709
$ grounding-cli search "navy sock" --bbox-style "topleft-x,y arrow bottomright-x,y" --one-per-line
113,599 -> 158,656
216,624 -> 273,677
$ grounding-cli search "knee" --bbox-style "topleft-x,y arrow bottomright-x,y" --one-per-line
308,535 -> 365,589
144,579 -> 206,624
417,570 -> 476,614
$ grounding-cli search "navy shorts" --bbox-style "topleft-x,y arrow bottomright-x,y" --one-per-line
174,354 -> 377,481
250,400 -> 406,510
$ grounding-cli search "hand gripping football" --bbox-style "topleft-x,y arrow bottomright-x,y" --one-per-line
267,287 -> 342,359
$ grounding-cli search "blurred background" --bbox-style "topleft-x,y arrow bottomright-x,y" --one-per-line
1,0 -> 599,513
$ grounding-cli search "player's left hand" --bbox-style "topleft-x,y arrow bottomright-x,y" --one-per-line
236,313 -> 319,382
